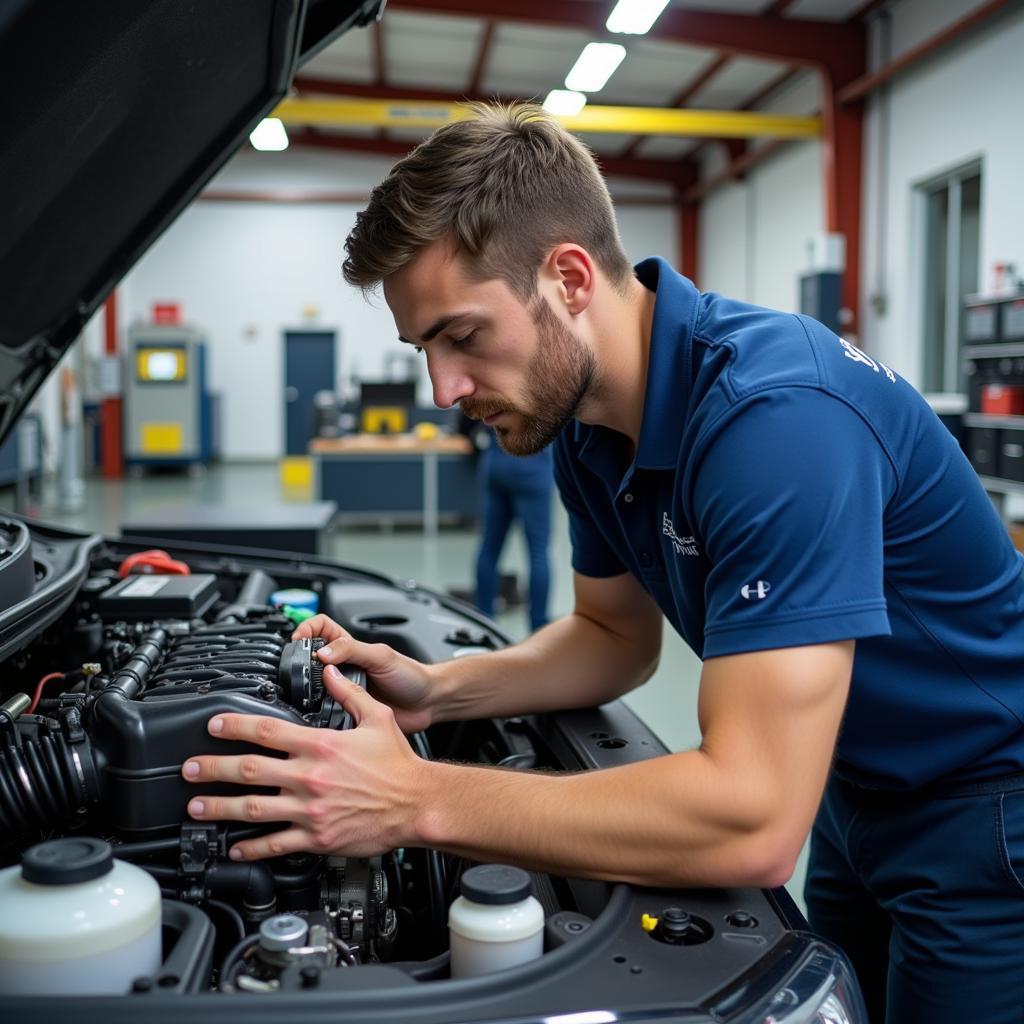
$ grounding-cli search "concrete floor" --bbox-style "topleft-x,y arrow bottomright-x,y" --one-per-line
4,460 -> 808,910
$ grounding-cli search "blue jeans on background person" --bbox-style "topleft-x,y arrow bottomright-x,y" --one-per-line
474,441 -> 553,632
805,770 -> 1024,1023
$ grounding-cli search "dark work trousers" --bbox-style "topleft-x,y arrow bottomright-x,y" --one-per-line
805,771 -> 1024,1023
474,442 -> 553,632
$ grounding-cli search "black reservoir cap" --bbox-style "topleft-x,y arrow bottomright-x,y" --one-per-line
459,864 -> 532,906
22,837 -> 113,885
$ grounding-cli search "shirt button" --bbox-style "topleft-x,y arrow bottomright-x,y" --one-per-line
639,551 -> 652,567
624,493 -> 634,503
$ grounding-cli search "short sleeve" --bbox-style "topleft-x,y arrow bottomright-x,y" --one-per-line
691,387 -> 895,657
553,435 -> 628,579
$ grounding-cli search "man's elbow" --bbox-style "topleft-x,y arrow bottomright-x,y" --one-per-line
732,827 -> 804,889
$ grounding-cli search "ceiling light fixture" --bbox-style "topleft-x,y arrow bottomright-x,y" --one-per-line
542,89 -> 587,116
606,0 -> 671,35
564,42 -> 626,93
249,117 -> 289,151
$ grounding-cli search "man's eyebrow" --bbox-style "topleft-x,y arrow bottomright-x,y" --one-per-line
398,311 -> 475,346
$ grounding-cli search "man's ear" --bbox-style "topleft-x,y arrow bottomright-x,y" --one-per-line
542,245 -> 596,316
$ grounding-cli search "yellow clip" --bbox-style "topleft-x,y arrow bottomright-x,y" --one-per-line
641,913 -> 659,932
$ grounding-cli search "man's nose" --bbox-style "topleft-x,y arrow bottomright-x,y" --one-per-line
429,358 -> 474,410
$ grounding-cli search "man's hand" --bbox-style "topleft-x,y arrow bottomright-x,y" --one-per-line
292,614 -> 435,733
181,665 -> 426,861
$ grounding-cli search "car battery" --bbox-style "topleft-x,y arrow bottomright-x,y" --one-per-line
1001,297 -> 1024,343
1000,434 -> 1024,482
98,573 -> 219,621
964,298 -> 1000,344
965,427 -> 1000,476
980,384 -> 1024,415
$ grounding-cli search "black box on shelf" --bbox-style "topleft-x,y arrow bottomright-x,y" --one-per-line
966,426 -> 1000,476
964,299 -> 1000,344
1002,297 -> 1024,344
1000,433 -> 1024,483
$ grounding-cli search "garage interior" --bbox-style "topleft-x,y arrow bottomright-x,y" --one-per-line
5,0 -> 1024,917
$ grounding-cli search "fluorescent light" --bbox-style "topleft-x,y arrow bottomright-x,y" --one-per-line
565,43 -> 627,93
543,89 -> 587,116
606,0 -> 671,35
249,117 -> 289,152
543,1013 -> 617,1024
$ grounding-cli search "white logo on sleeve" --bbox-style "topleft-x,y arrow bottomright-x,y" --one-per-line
740,580 -> 771,600
840,338 -> 896,383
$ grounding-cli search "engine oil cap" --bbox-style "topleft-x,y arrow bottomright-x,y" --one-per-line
259,913 -> 310,951
22,838 -> 113,886
459,864 -> 533,906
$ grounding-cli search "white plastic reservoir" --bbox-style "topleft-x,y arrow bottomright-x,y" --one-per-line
448,864 -> 544,978
0,837 -> 162,995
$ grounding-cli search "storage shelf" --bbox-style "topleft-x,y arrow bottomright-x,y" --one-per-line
978,475 -> 1024,496
963,414 -> 1024,429
963,343 -> 1024,359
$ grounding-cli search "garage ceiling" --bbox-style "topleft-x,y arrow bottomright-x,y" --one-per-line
292,0 -> 878,163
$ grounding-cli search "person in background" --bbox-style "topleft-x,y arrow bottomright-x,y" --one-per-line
473,426 -> 553,632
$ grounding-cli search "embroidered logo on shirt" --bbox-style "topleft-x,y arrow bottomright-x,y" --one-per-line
740,580 -> 772,600
662,513 -> 700,557
840,338 -> 896,384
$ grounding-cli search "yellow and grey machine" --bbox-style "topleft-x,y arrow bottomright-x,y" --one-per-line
124,325 -> 218,467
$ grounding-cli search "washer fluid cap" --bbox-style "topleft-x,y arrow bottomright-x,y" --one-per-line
460,864 -> 533,906
270,588 -> 319,613
22,837 -> 113,886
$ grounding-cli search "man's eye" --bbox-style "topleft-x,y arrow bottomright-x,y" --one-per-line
451,329 -> 478,348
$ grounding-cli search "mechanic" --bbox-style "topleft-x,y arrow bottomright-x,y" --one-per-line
183,104 -> 1024,1022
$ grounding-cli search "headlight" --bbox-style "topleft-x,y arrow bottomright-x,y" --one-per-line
729,940 -> 867,1024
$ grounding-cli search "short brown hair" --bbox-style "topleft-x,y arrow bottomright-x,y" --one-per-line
342,102 -> 632,299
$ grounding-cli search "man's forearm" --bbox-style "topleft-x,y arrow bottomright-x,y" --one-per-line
408,752 -> 795,890
426,610 -> 660,723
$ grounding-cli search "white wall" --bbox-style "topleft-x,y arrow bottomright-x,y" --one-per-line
697,69 -> 824,313
860,0 -> 1024,385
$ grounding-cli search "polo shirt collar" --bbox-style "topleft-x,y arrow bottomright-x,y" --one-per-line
634,257 -> 700,469
572,257 -> 698,476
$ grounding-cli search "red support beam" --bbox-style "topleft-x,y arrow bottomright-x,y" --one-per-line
387,1 -> 862,68
468,19 -> 497,96
372,21 -> 386,84
101,293 -> 123,479
821,93 -> 863,329
676,160 -> 701,286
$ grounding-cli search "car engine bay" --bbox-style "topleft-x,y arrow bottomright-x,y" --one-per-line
0,516 -> 862,1022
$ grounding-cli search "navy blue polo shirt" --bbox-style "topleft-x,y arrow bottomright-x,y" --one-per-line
553,257 -> 1024,789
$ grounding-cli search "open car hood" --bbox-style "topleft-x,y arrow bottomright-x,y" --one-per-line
0,0 -> 384,444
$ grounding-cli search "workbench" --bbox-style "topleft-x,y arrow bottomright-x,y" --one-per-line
310,434 -> 477,535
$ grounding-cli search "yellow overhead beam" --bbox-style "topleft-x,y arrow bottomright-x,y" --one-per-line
272,97 -> 822,140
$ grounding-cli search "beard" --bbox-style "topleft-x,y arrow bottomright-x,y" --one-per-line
461,297 -> 596,457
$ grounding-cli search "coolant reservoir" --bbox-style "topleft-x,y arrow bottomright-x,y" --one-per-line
0,837 -> 162,995
448,864 -> 544,978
